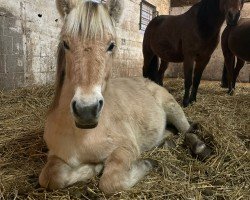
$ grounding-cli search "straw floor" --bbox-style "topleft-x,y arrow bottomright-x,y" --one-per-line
0,78 -> 249,200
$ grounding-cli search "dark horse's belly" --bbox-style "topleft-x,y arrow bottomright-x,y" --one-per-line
150,16 -> 184,63
229,19 -> 250,61
155,41 -> 184,63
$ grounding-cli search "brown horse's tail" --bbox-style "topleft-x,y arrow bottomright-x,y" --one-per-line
143,55 -> 159,84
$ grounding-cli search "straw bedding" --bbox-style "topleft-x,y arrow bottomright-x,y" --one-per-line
0,78 -> 249,200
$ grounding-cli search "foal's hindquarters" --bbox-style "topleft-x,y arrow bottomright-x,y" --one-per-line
39,78 -> 211,194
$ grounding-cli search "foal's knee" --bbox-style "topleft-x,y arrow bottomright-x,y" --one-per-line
99,168 -> 127,194
99,159 -> 157,194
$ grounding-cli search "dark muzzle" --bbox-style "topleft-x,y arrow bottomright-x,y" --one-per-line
71,100 -> 103,129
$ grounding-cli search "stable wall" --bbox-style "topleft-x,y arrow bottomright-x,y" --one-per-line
0,0 -> 170,90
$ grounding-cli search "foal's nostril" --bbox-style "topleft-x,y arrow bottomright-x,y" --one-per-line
71,99 -> 103,121
72,101 -> 79,116
99,100 -> 104,108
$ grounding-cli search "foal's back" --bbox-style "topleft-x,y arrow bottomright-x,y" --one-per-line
102,77 -> 167,151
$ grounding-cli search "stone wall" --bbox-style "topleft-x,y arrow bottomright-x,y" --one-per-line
113,0 -> 170,78
166,3 -> 250,82
0,0 -> 170,90
0,8 -> 24,90
0,0 -> 61,90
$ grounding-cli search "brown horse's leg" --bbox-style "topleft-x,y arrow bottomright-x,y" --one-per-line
190,57 -> 210,103
99,147 -> 157,194
221,63 -> 228,88
158,60 -> 169,86
225,53 -> 236,95
143,51 -> 159,84
233,58 -> 245,89
183,57 -> 195,107
221,27 -> 235,95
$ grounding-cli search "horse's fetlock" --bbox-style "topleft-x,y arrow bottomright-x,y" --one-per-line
99,176 -> 124,195
193,141 -> 206,154
143,159 -> 158,169
95,164 -> 104,175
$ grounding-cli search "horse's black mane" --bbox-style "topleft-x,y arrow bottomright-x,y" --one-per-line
197,0 -> 225,39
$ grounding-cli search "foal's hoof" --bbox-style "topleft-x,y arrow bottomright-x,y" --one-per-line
192,142 -> 212,161
164,139 -> 176,149
184,131 -> 212,161
144,159 -> 159,169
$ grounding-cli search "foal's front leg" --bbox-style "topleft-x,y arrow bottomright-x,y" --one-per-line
39,155 -> 103,190
99,147 -> 157,194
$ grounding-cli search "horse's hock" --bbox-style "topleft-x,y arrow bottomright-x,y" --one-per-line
0,8 -> 24,90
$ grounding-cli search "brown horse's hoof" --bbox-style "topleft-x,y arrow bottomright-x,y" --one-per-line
189,98 -> 197,105
228,89 -> 235,96
183,99 -> 190,107
221,82 -> 228,88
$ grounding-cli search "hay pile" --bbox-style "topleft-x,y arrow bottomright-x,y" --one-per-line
0,79 -> 249,200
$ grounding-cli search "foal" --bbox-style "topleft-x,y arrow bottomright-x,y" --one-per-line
39,0 -> 211,194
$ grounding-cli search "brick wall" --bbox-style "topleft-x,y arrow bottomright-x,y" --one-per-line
113,0 -> 170,78
0,8 -> 24,90
166,3 -> 250,83
0,0 -> 62,90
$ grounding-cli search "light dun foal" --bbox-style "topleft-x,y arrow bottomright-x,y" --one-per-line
39,0 -> 211,194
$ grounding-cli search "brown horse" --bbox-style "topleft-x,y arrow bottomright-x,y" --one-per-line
221,18 -> 250,94
143,0 -> 244,107
39,0 -> 211,194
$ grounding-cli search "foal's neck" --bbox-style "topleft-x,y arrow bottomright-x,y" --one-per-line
197,0 -> 225,39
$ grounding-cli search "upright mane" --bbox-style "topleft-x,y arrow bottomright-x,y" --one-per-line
197,0 -> 224,39
63,1 -> 116,39
51,1 -> 116,111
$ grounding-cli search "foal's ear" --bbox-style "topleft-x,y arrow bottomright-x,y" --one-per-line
106,0 -> 124,23
56,0 -> 76,17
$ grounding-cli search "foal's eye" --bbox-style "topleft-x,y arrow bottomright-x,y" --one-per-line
107,42 -> 116,52
63,41 -> 70,50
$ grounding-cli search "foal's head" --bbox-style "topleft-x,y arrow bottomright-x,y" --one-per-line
221,0 -> 244,26
56,0 -> 123,129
